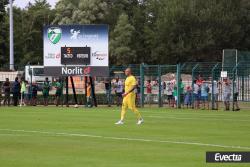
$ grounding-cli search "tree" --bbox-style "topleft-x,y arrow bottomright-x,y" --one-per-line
0,0 -> 9,66
110,13 -> 135,65
53,0 -> 108,24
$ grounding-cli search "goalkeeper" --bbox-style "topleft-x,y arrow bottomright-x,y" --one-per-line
115,68 -> 144,125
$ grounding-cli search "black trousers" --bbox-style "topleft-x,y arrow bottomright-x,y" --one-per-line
13,92 -> 19,106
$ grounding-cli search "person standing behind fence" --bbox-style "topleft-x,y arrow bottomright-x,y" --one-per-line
114,77 -> 123,106
20,78 -> 27,106
211,80 -> 219,110
55,79 -> 63,107
193,80 -> 200,109
223,78 -> 231,111
0,83 -> 1,106
31,82 -> 38,106
104,78 -> 111,107
166,82 -> 174,107
43,77 -> 50,106
12,77 -> 20,106
136,78 -> 141,107
3,78 -> 11,106
233,81 -> 240,111
146,80 -> 152,106
184,86 -> 192,108
196,76 -> 203,106
179,79 -> 185,106
201,81 -> 209,110
86,82 -> 92,108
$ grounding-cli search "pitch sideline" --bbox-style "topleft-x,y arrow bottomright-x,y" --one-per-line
0,129 -> 250,150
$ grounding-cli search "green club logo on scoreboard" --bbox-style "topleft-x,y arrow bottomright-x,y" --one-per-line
47,27 -> 62,44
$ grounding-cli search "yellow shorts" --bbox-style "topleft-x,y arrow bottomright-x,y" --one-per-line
122,93 -> 136,109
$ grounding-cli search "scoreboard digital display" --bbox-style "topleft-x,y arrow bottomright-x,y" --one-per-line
61,47 -> 91,65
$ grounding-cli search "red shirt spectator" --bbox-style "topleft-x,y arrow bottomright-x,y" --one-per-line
146,80 -> 152,94
196,76 -> 204,86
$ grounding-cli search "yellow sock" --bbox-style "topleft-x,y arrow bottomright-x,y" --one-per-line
132,107 -> 142,120
121,105 -> 127,121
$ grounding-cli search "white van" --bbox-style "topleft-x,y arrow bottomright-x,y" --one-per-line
25,65 -> 52,84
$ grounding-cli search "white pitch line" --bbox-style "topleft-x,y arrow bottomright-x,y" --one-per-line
110,109 -> 250,117
146,115 -> 250,122
0,129 -> 250,150
144,111 -> 250,117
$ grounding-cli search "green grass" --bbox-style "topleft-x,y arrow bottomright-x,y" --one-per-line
0,106 -> 250,167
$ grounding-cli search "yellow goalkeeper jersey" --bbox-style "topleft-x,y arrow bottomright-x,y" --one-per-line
125,75 -> 137,94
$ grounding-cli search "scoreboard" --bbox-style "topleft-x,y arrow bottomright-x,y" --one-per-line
61,47 -> 90,65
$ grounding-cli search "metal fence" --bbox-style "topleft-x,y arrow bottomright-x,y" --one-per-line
0,62 -> 250,108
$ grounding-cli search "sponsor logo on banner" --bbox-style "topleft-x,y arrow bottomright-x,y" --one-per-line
92,51 -> 107,60
47,27 -> 62,44
45,53 -> 60,59
70,29 -> 81,40
61,66 -> 91,75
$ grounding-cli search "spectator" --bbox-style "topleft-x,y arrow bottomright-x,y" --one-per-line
179,79 -> 185,106
0,83 -> 1,106
31,82 -> 38,106
196,76 -> 203,105
184,86 -> 192,108
43,77 -> 50,106
193,80 -> 200,109
12,77 -> 20,106
211,80 -> 219,110
2,78 -> 11,106
201,81 -> 209,110
166,82 -> 174,107
136,78 -> 141,107
223,78 -> 231,111
104,78 -> 111,107
55,79 -> 63,107
173,85 -> 177,108
146,80 -> 152,106
20,78 -> 27,106
86,82 -> 92,108
196,75 -> 204,86
161,81 -> 166,105
114,77 -> 123,106
233,81 -> 240,111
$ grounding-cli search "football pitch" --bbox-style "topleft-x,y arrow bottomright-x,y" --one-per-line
0,106 -> 249,167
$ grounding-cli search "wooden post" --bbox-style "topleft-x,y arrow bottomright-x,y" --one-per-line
65,76 -> 69,107
84,76 -> 88,106
89,76 -> 97,107
70,76 -> 78,105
